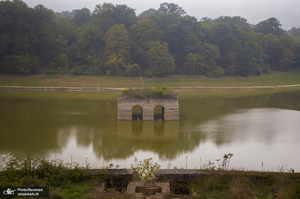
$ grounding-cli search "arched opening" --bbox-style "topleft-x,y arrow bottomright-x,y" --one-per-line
154,105 -> 164,120
132,105 -> 143,120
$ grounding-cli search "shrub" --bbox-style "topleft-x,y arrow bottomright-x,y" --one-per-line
123,89 -> 129,94
122,87 -> 176,99
125,64 -> 140,76
157,88 -> 165,97
144,70 -> 153,77
133,158 -> 161,181
151,88 -> 158,96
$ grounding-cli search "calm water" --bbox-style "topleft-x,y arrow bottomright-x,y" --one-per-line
0,91 -> 300,172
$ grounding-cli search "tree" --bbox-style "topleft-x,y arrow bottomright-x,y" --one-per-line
263,33 -> 285,70
183,53 -> 210,75
104,24 -> 131,75
253,17 -> 284,36
92,3 -> 137,32
138,9 -> 158,19
145,41 -> 175,76
33,4 -> 56,65
74,8 -> 91,27
212,23 -> 242,74
77,24 -> 104,59
158,3 -> 186,16
130,18 -> 161,69
0,0 -> 37,56
47,36 -> 70,74
150,13 -> 203,71
236,47 -> 258,76
201,43 -> 221,67
214,16 -> 249,28
0,54 -> 39,74
0,0 -> 49,73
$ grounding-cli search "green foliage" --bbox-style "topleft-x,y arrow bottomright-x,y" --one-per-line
104,24 -> 131,76
74,8 -> 91,27
0,1 -> 299,76
0,54 -> 39,74
123,87 -> 176,99
151,88 -> 165,97
145,41 -> 175,76
0,152 -> 92,191
183,53 -> 211,75
133,158 -> 161,181
125,64 -> 140,76
206,66 -> 225,77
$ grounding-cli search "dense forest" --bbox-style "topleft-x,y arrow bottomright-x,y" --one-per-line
1,0 -> 300,77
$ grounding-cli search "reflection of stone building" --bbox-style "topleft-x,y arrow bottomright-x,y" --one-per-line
117,121 -> 179,143
117,97 -> 179,121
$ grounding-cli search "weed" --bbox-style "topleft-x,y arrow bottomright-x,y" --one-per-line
225,176 -> 254,199
203,153 -> 234,170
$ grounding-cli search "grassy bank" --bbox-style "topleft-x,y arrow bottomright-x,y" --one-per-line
1,155 -> 300,199
189,171 -> 300,199
1,86 -> 300,101
1,71 -> 300,88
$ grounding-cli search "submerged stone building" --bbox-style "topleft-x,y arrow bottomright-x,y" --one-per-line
117,96 -> 179,121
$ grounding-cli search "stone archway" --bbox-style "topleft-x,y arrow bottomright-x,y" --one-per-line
154,105 -> 164,120
132,105 -> 143,120
118,97 -> 179,121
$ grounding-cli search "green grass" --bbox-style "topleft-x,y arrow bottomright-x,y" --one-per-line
1,71 -> 300,88
50,182 -> 96,199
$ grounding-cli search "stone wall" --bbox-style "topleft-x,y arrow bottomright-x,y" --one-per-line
117,97 -> 179,121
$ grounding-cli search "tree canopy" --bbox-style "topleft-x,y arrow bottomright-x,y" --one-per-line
0,1 -> 299,76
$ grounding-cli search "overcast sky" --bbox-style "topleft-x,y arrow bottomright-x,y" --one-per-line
21,0 -> 300,30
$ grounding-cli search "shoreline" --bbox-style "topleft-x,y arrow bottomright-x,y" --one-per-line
1,84 -> 300,92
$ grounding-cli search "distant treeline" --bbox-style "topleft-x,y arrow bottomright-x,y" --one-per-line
1,0 -> 300,77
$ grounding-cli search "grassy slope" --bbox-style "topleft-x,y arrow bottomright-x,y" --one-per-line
0,71 -> 300,88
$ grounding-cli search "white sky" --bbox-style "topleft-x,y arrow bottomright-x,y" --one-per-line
20,0 -> 300,30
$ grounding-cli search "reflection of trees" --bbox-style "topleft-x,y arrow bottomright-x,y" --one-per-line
178,91 -> 300,147
0,98 -> 61,156
91,91 -> 300,161
92,121 -> 180,160
1,91 -> 299,161
0,96 -> 117,157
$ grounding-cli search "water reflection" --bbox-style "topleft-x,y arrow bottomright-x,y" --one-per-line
197,108 -> 300,145
0,91 -> 300,171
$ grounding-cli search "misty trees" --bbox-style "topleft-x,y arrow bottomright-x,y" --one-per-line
254,17 -> 296,71
104,24 -> 131,76
0,1 -> 299,76
92,3 -> 137,32
158,3 -> 186,16
74,8 -> 91,27
253,17 -> 284,36
130,18 -> 162,70
145,41 -> 175,76
0,1 -> 53,73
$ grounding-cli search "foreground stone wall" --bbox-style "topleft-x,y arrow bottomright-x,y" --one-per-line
117,97 -> 179,121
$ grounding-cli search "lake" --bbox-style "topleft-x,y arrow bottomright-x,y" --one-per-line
0,90 -> 300,172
